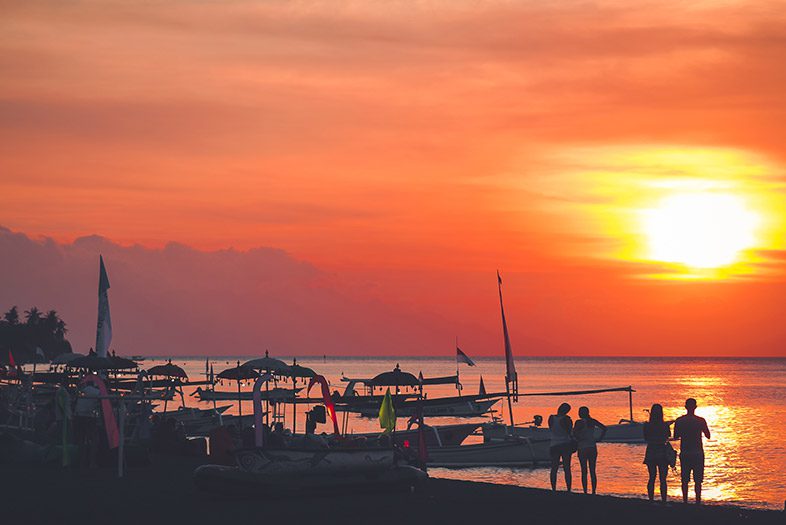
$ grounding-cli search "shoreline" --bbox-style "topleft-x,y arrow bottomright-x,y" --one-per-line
1,457 -> 780,524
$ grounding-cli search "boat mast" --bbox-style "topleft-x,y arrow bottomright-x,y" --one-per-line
497,271 -> 518,428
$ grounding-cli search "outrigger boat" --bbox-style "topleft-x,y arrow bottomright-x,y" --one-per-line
350,395 -> 499,418
426,437 -> 551,468
481,386 -> 647,444
193,386 -> 301,402
337,369 -> 502,418
193,372 -> 428,497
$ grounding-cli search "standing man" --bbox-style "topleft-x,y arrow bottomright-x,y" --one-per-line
673,398 -> 711,504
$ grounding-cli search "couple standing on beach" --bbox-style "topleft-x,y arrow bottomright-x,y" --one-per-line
548,403 -> 607,494
644,398 -> 711,504
548,398 -> 711,504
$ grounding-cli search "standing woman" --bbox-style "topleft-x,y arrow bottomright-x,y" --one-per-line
643,403 -> 672,502
548,402 -> 575,491
573,406 -> 607,494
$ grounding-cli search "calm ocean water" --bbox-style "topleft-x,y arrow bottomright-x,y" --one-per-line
150,356 -> 786,509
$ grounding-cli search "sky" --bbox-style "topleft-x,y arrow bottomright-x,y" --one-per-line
1,0 -> 786,356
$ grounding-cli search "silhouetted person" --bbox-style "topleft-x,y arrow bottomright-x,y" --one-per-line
573,406 -> 607,494
549,402 -> 574,491
673,398 -> 710,504
643,403 -> 671,502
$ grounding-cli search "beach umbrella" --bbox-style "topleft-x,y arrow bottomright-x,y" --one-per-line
281,363 -> 316,379
147,361 -> 188,413
217,364 -> 258,381
379,388 -> 396,433
217,363 -> 258,427
146,361 -> 188,379
280,359 -> 316,434
370,367 -> 419,388
243,350 -> 289,373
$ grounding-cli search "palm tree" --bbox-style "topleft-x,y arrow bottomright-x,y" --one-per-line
3,306 -> 19,325
55,319 -> 67,340
44,310 -> 59,338
24,307 -> 42,326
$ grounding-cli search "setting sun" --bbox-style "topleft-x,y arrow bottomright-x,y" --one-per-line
642,193 -> 760,269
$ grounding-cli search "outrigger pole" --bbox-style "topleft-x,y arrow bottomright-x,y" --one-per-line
497,271 -> 518,429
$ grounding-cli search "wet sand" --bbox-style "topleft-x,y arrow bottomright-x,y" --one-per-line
1,457 -> 781,525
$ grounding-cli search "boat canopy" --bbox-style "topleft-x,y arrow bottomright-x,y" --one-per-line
420,375 -> 459,386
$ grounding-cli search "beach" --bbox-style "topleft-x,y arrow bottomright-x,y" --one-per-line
3,458 -> 781,525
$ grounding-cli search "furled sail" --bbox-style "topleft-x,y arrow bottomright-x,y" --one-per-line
95,255 -> 113,358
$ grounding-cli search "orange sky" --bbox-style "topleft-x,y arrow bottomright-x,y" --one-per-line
2,1 -> 786,356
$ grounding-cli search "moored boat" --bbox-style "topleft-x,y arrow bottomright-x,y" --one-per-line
426,437 -> 551,468
482,419 -> 647,444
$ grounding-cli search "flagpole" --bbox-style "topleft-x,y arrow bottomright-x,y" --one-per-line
455,337 -> 461,397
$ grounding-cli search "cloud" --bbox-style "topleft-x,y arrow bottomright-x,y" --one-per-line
0,226 -> 476,356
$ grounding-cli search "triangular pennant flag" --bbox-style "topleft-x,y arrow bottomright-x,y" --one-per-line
456,346 -> 476,366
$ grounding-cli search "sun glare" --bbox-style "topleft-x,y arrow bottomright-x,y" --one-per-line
642,193 -> 759,269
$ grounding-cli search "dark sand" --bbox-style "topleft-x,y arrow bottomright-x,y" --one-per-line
1,457 -> 781,525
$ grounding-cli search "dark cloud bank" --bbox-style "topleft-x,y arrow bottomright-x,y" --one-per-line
0,226 -> 460,357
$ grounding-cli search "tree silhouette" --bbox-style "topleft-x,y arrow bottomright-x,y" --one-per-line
3,306 -> 19,325
24,307 -> 42,326
1,306 -> 72,364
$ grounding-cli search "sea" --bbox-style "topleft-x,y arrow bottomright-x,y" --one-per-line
146,355 -> 786,510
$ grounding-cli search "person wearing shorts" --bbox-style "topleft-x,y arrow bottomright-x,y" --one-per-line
573,406 -> 607,494
548,402 -> 574,492
673,398 -> 711,504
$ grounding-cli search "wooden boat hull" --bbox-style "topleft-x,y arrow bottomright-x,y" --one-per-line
195,387 -> 301,402
352,398 -> 499,418
482,421 -> 647,444
234,447 -> 396,476
193,463 -> 427,497
427,438 -> 551,468
355,422 -> 480,447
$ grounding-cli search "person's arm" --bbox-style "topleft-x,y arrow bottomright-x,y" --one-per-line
595,418 -> 607,441
562,416 -> 572,435
703,418 -> 710,440
672,419 -> 680,440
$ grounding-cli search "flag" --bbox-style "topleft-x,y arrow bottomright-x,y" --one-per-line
497,271 -> 517,385
307,375 -> 341,436
95,255 -> 113,358
456,347 -> 476,367
479,376 -> 487,396
7,351 -> 16,378
379,387 -> 396,433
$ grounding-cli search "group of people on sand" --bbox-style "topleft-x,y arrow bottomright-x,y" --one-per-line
548,397 -> 711,504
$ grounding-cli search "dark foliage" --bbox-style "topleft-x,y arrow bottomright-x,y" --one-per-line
0,305 -> 73,364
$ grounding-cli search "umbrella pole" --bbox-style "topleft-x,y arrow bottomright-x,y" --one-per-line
163,379 -> 169,414
117,398 -> 125,478
292,382 -> 297,435
237,379 -> 242,429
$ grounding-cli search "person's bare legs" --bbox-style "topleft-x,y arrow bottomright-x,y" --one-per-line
647,464 -> 657,501
695,483 -> 702,504
658,464 -> 668,502
563,452 -> 573,492
579,452 -> 589,494
550,452 -> 560,491
588,451 -> 598,494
